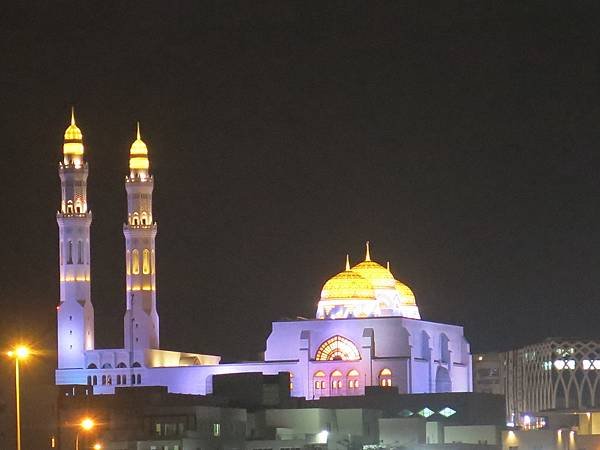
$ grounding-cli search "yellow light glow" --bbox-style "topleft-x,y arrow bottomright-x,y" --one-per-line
93,444 -> 102,450
315,335 -> 361,361
351,260 -> 396,289
63,108 -> 84,164
395,280 -> 417,306
7,346 -> 30,360
129,123 -> 150,174
321,269 -> 375,300
80,418 -> 94,431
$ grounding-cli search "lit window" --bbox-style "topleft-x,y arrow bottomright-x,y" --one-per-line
132,249 -> 139,274
315,335 -> 361,361
439,407 -> 456,417
331,371 -> 343,390
379,368 -> 392,386
213,423 -> 220,437
314,371 -> 325,390
418,408 -> 435,418
143,249 -> 151,274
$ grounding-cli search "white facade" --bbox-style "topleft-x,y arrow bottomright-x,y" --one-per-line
54,115 -> 473,398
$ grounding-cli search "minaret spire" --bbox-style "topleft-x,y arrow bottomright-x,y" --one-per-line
365,241 -> 371,261
345,254 -> 350,271
57,110 -> 94,369
124,124 -> 159,352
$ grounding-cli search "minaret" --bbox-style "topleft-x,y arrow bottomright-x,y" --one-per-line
56,108 -> 94,369
123,123 -> 159,351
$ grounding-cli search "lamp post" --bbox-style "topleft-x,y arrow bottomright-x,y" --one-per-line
76,418 -> 95,450
6,345 -> 30,450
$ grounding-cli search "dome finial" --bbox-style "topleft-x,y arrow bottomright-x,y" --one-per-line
365,241 -> 371,261
136,121 -> 141,140
345,254 -> 350,271
70,106 -> 76,126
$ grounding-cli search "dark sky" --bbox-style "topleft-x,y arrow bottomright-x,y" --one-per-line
2,1 -> 600,372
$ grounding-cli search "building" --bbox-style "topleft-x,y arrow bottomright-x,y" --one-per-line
474,338 -> 600,428
57,384 -> 505,450
473,353 -> 504,396
55,112 -> 473,399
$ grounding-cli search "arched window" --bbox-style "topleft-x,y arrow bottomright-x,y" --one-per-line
116,362 -> 127,368
440,333 -> 450,363
347,369 -> 360,389
92,375 -> 97,385
131,374 -> 136,385
131,213 -> 140,226
379,368 -> 392,387
67,241 -> 73,264
87,363 -> 97,369
116,375 -> 121,385
421,331 -> 431,360
315,335 -> 361,361
87,376 -> 92,385
107,375 -> 112,385
136,374 -> 141,384
66,200 -> 73,214
78,241 -> 83,264
75,200 -> 82,214
121,374 -> 127,385
132,361 -> 141,368
141,212 -> 148,225
101,363 -> 112,369
102,375 -> 106,385
126,250 -> 131,275
314,371 -> 326,390
132,250 -> 140,274
331,370 -> 343,390
143,249 -> 150,274
289,372 -> 294,391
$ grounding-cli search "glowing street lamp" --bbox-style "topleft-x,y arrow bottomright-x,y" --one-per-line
93,443 -> 102,450
76,417 -> 95,450
6,345 -> 30,450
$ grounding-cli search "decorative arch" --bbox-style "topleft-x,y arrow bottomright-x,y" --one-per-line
101,363 -> 112,369
87,363 -> 98,369
116,362 -> 127,368
143,249 -> 151,274
347,369 -> 360,389
379,368 -> 393,387
440,333 -> 450,363
315,335 -> 361,361
132,249 -> 140,274
313,370 -> 326,391
331,370 -> 343,390
132,361 -> 141,368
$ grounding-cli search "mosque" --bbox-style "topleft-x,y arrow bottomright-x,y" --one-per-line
55,112 -> 473,398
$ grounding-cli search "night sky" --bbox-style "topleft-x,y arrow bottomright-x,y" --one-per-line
2,2 -> 600,407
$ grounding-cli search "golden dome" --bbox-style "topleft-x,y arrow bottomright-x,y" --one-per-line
129,122 -> 150,172
63,108 -> 84,165
395,280 -> 416,305
64,108 -> 82,141
351,243 -> 396,289
321,257 -> 376,300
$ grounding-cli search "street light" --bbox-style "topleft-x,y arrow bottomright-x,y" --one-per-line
76,417 -> 95,450
6,345 -> 30,450
93,443 -> 102,450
